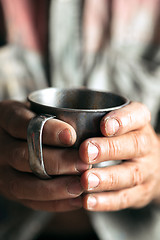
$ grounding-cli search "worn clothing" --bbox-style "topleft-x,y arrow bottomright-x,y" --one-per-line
49,0 -> 160,127
0,0 -> 160,239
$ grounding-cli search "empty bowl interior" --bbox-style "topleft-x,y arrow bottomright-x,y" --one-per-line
28,88 -> 128,111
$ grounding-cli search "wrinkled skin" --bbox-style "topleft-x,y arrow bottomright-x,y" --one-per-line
0,100 -> 160,212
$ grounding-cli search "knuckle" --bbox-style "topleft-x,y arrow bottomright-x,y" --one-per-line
107,172 -> 119,190
133,183 -> 153,208
53,158 -> 60,175
11,145 -> 28,171
126,111 -> 134,127
9,127 -> 19,139
107,139 -> 121,159
132,132 -> 139,153
21,146 -> 28,162
140,103 -> 151,123
118,191 -> 130,210
126,102 -> 151,127
132,132 -> 147,156
142,182 -> 153,204
7,112 -> 19,138
106,192 -> 130,211
6,103 -> 26,138
131,165 -> 143,186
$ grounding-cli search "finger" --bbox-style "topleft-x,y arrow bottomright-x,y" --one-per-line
42,148 -> 91,175
79,126 -> 151,164
0,101 -> 76,146
21,197 -> 82,212
83,183 -> 152,211
9,173 -> 83,201
3,131 -> 90,174
100,102 -> 151,137
0,101 -> 35,139
81,161 -> 147,192
0,165 -> 82,211
13,145 -> 90,175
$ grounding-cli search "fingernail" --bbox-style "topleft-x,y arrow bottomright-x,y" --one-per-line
105,117 -> 120,136
76,160 -> 92,173
87,142 -> 99,163
67,179 -> 83,196
69,197 -> 82,208
87,195 -> 97,209
88,173 -> 100,190
58,128 -> 73,145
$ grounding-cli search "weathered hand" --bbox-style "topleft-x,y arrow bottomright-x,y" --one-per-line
80,102 -> 160,211
0,101 -> 89,212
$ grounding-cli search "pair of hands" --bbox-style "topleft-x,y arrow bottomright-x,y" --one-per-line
0,100 -> 160,212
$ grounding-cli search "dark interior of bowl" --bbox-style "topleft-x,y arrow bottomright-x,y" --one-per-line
29,88 -> 127,110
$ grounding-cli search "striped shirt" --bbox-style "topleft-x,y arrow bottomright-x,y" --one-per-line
0,1 -> 160,239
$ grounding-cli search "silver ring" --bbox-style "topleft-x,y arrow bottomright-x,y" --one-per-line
27,114 -> 55,179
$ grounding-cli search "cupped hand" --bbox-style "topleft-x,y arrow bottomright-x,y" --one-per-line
80,102 -> 160,211
0,101 -> 89,212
